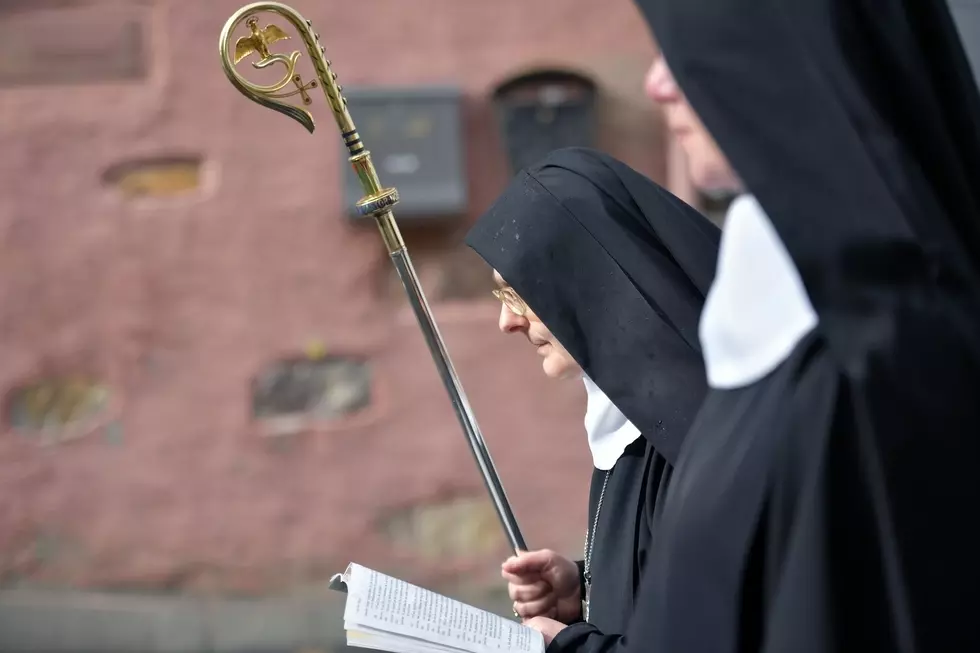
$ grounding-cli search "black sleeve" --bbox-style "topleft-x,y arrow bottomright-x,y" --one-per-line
548,623 -> 626,653
547,562 -> 625,651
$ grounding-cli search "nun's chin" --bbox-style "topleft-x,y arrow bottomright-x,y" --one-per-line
541,349 -> 581,380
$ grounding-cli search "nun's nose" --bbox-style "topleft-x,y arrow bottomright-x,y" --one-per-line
645,56 -> 680,103
498,304 -> 528,334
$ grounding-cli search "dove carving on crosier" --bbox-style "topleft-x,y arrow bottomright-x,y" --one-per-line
234,16 -> 290,64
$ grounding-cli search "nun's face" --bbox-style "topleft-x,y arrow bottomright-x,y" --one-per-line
492,271 -> 581,380
645,55 -> 740,193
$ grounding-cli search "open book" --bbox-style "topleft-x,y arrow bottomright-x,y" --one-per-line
328,563 -> 545,653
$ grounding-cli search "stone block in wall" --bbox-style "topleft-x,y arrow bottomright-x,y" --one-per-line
0,1 -> 150,87
5,376 -> 111,445
379,495 -> 506,562
252,356 -> 372,423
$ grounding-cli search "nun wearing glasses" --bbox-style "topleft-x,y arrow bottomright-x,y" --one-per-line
464,146 -> 720,646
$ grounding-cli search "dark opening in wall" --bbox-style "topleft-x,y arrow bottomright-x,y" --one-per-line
492,68 -> 598,174
251,356 -> 371,422
102,154 -> 204,199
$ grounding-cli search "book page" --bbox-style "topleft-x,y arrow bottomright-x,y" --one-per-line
343,563 -> 544,653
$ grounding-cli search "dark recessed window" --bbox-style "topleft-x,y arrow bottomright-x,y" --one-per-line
492,68 -> 599,174
251,356 -> 371,421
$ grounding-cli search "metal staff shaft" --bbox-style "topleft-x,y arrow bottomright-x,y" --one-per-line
219,2 -> 526,552
389,250 -> 526,552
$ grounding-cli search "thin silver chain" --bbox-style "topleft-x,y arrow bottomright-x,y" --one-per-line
582,470 -> 611,623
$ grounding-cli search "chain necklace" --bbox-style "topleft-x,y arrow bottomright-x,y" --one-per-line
582,470 -> 611,623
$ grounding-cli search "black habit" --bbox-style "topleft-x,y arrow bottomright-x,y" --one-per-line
545,1 -> 980,652
465,147 -> 720,642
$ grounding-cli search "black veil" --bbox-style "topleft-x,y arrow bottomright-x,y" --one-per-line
465,147 -> 719,464
634,0 -> 980,316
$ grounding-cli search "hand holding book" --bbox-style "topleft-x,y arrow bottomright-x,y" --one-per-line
331,563 -> 546,653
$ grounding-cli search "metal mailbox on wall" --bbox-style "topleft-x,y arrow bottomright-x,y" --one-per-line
492,69 -> 599,174
341,86 -> 468,219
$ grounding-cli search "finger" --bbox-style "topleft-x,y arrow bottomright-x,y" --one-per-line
501,569 -> 543,586
507,580 -> 550,602
523,616 -> 567,644
523,604 -> 558,620
501,549 -> 555,575
515,597 -> 554,619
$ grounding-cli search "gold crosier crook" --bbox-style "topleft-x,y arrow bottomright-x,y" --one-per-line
219,2 -> 527,552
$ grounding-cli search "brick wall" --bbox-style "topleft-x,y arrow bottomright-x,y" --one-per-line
0,0 -> 668,596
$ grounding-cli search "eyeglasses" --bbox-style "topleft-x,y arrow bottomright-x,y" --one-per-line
492,287 -> 528,317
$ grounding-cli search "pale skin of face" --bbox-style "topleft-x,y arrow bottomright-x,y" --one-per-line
493,269 -> 584,641
644,54 -> 742,194
493,270 -> 582,380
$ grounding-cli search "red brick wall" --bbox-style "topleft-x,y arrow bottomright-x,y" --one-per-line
0,0 -> 668,595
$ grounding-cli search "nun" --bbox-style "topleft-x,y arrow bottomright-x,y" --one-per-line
464,147 -> 720,643
531,0 -> 980,651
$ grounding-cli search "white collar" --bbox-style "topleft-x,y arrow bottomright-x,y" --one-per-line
583,375 -> 642,470
698,194 -> 819,389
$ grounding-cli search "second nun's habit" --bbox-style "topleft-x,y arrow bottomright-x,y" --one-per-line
465,147 -> 719,643
540,1 -> 980,653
